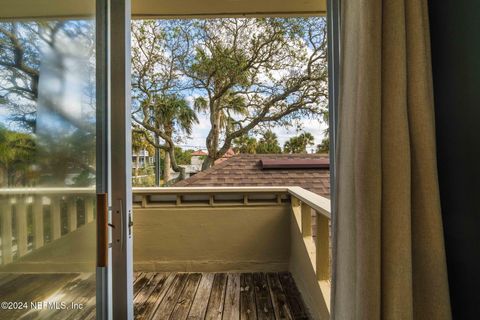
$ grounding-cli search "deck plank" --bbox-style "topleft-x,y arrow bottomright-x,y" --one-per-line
0,273 -> 77,319
223,273 -> 241,320
151,273 -> 188,320
134,273 -> 155,299
62,274 -> 97,320
240,273 -> 257,320
135,273 -> 174,320
205,273 -> 228,320
187,273 -> 215,320
267,273 -> 293,320
253,273 -> 275,320
278,272 -> 309,320
0,273 -> 20,287
169,273 -> 202,320
20,274 -> 89,320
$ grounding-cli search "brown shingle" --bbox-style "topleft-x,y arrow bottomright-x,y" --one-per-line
174,154 -> 330,198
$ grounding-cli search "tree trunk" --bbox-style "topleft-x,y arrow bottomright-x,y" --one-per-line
163,125 -> 173,184
163,151 -> 171,184
202,156 -> 214,170
203,107 -> 222,170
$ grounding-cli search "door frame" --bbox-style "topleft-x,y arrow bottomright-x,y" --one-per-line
96,0 -> 134,319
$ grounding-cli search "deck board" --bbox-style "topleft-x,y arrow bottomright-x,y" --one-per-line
253,273 -> 275,320
240,273 -> 258,320
205,273 -> 228,320
223,273 -> 241,320
187,273 -> 215,320
0,272 -> 309,319
169,273 -> 202,320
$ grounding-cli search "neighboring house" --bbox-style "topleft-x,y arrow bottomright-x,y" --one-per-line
132,149 -> 154,169
190,150 -> 208,166
178,150 -> 207,179
175,153 -> 330,198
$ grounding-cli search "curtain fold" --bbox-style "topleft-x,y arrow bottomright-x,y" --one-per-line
332,0 -> 451,319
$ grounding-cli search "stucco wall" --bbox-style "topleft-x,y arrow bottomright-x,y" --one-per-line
134,205 -> 291,272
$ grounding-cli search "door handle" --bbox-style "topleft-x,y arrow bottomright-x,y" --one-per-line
97,193 -> 108,268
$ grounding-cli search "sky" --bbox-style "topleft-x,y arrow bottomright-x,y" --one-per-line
177,112 -> 328,153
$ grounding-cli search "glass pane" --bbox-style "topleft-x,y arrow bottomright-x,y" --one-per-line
0,5 -> 97,319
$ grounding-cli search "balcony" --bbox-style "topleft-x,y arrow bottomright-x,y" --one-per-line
0,187 -> 331,319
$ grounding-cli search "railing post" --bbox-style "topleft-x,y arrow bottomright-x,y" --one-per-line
301,202 -> 312,238
85,196 -> 95,223
33,195 -> 44,249
50,196 -> 61,240
16,196 -> 28,257
291,196 -> 301,226
316,212 -> 330,280
67,196 -> 78,232
1,197 -> 13,264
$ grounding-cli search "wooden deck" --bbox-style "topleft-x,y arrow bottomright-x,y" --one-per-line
0,272 -> 309,320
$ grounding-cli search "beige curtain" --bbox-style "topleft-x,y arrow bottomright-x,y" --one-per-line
332,0 -> 451,319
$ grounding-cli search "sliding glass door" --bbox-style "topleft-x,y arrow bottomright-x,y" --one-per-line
0,1 -> 106,319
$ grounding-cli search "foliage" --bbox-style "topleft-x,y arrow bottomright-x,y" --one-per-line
316,136 -> 329,154
233,135 -> 258,154
173,147 -> 193,165
0,126 -> 36,187
131,20 -> 199,179
283,132 -> 315,154
131,17 -> 328,170
256,130 -> 282,154
0,21 -> 95,133
0,21 -> 96,186
183,18 -> 328,168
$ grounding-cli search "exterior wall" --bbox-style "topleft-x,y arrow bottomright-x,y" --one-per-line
134,205 -> 291,272
190,155 -> 204,166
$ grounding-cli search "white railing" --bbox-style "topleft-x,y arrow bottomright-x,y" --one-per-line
0,188 -> 95,265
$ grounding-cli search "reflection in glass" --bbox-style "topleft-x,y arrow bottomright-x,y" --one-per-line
0,19 -> 97,318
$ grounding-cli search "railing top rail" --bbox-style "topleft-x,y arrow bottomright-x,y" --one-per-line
0,187 -> 95,195
0,186 -> 332,219
288,186 -> 331,219
133,186 -> 290,194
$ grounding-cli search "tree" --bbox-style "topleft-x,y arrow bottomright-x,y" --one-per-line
233,135 -> 257,154
172,147 -> 193,166
316,136 -> 329,154
177,18 -> 328,169
133,94 -> 197,184
0,21 -> 95,133
283,132 -> 315,154
1,21 -> 96,186
131,20 -> 197,183
256,130 -> 282,154
0,126 -> 35,187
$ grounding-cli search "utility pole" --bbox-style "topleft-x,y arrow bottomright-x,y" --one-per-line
154,133 -> 161,187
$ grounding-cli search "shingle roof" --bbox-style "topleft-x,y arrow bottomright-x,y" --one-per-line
174,153 -> 330,198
